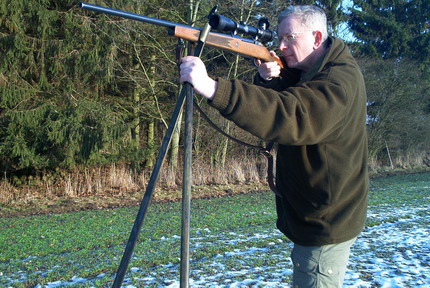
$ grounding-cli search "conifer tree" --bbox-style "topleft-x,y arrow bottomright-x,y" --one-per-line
0,0 -> 138,174
316,0 -> 346,36
348,0 -> 430,72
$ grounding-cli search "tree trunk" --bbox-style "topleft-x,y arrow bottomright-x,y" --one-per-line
131,82 -> 141,149
147,119 -> 155,167
170,87 -> 183,169
146,56 -> 157,167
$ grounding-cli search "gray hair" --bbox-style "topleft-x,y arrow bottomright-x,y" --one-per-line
278,6 -> 328,40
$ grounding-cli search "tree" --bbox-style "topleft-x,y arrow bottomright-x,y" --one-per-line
348,0 -> 430,73
315,0 -> 347,36
101,0 -> 181,172
0,0 -> 126,173
358,57 -> 430,163
0,0 -> 184,176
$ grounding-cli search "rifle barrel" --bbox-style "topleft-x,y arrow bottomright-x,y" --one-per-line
79,2 -> 187,30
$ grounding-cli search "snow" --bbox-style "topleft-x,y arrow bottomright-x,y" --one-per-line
5,204 -> 430,287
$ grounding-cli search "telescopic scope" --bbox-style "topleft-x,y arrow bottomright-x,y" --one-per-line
209,14 -> 274,43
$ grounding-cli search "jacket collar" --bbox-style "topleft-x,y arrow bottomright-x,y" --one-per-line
300,36 -> 345,82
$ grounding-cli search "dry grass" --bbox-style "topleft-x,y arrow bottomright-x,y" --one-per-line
0,155 -> 269,208
368,151 -> 429,172
0,181 -> 16,204
1,151 -> 428,213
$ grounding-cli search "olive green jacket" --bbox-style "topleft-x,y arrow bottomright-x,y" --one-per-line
209,37 -> 368,246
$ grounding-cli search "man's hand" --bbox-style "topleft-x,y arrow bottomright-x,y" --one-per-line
180,56 -> 217,100
255,51 -> 282,80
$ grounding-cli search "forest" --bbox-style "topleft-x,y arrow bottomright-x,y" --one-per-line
1,0 -> 429,204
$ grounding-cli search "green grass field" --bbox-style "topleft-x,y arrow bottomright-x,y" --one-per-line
1,171 -> 429,287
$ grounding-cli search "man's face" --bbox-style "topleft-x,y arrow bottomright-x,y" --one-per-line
278,16 -> 317,71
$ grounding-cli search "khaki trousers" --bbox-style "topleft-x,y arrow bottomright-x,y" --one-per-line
291,238 -> 356,288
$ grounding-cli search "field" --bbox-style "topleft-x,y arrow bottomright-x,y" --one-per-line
1,172 -> 429,287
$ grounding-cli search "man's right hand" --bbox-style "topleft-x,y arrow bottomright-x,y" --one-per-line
255,51 -> 282,80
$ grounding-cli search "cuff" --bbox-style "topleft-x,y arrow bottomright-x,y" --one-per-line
208,78 -> 232,112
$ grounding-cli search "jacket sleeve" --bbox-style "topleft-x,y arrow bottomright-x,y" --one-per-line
209,76 -> 348,146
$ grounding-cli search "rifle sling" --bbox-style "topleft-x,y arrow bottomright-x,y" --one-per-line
193,100 -> 280,197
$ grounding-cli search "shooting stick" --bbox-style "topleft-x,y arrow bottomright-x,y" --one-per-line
180,16 -> 213,288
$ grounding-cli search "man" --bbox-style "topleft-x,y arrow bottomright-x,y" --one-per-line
180,5 -> 368,287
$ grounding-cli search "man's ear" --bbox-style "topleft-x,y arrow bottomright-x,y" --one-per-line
313,31 -> 324,49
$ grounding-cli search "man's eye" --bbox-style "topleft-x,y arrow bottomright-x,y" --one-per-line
283,35 -> 295,42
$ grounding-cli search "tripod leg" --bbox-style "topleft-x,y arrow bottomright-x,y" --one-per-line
112,85 -> 187,288
180,83 -> 193,288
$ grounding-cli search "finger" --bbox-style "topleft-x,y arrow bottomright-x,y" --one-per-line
269,51 -> 280,60
181,56 -> 200,67
181,56 -> 194,62
179,71 -> 189,83
264,61 -> 279,69
260,63 -> 281,79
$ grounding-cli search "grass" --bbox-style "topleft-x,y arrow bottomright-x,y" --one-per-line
368,171 -> 430,206
1,171 -> 429,287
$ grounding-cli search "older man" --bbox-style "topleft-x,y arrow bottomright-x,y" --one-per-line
180,5 -> 368,287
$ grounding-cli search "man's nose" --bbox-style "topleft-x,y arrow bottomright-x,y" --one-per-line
279,40 -> 287,51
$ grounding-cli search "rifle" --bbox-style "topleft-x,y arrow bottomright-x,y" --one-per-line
79,2 -> 285,69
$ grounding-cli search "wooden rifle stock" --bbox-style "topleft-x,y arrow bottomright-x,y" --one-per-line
172,26 -> 285,68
